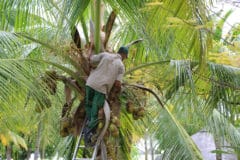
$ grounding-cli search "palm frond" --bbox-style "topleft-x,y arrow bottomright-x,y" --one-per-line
154,103 -> 203,160
205,63 -> 240,114
0,31 -> 22,58
206,109 -> 240,155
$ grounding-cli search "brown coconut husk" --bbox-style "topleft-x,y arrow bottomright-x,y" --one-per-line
60,117 -> 72,137
132,113 -> 140,120
60,116 -> 72,129
111,130 -> 119,137
60,128 -> 69,137
126,101 -> 134,113
71,101 -> 86,136
137,109 -> 145,117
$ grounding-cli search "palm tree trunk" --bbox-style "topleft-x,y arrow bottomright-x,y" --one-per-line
6,145 -> 12,160
34,121 -> 42,160
145,134 -> 148,160
150,136 -> 154,160
214,136 -> 222,160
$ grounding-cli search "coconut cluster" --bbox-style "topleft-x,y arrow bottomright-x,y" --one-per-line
60,106 -> 86,137
126,101 -> 145,120
60,116 -> 73,137
96,109 -> 120,139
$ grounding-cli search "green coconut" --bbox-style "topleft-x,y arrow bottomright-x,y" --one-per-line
111,116 -> 120,128
111,116 -> 117,123
109,123 -> 118,133
98,122 -> 104,129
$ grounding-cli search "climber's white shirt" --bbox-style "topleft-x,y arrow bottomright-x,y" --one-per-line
86,52 -> 125,94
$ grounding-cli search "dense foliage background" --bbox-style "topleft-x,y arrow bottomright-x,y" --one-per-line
0,0 -> 240,159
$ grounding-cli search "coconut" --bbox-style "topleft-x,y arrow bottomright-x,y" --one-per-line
60,129 -> 69,137
111,130 -> 119,137
126,101 -> 132,107
137,109 -> 145,117
69,127 -> 75,135
115,120 -> 120,128
106,143 -> 114,151
126,106 -> 134,113
98,122 -> 104,130
126,101 -> 134,113
138,107 -> 145,111
111,116 -> 120,128
109,123 -> 118,133
133,107 -> 139,113
132,113 -> 140,120
111,116 -> 117,123
60,117 -> 72,128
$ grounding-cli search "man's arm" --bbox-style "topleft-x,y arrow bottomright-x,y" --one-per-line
89,52 -> 105,67
114,64 -> 125,92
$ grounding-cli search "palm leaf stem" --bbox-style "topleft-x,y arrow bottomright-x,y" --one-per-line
14,33 -> 56,51
124,83 -> 164,108
195,73 -> 240,90
124,60 -> 170,75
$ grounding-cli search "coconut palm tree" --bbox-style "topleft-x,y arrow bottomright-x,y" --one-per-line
0,0 -> 240,160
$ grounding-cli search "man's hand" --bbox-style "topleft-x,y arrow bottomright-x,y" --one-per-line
114,80 -> 121,93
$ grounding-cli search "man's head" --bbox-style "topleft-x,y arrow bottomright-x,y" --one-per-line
117,46 -> 128,60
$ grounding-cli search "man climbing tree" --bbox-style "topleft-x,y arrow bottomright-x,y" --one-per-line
84,46 -> 129,145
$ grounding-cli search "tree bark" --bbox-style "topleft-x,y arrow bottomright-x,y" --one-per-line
150,136 -> 154,160
145,134 -> 148,160
6,145 -> 12,160
214,136 -> 222,160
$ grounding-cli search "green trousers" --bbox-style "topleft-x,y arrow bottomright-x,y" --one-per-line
85,86 -> 105,129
